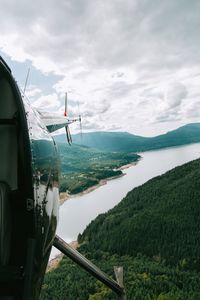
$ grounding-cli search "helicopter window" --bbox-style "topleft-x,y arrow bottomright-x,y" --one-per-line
0,181 -> 11,266
0,77 -> 18,191
0,124 -> 18,190
0,77 -> 17,118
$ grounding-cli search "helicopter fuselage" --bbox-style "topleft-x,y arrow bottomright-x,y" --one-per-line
0,57 -> 59,299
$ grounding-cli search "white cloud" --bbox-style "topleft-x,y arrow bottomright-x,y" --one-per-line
25,85 -> 42,98
1,0 -> 200,135
166,83 -> 188,109
32,93 -> 60,111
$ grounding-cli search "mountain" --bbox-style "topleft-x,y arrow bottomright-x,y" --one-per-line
54,131 -> 148,152
41,158 -> 200,300
54,123 -> 200,152
79,157 -> 200,266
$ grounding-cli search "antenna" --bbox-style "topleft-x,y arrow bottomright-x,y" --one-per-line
64,92 -> 68,116
23,67 -> 30,95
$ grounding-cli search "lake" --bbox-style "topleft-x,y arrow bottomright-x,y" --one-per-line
51,142 -> 200,258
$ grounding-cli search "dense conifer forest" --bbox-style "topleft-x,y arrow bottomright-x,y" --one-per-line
40,158 -> 200,299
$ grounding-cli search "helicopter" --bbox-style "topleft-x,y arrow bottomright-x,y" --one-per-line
0,56 -> 126,299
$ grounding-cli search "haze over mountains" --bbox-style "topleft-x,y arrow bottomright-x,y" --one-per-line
54,123 -> 200,152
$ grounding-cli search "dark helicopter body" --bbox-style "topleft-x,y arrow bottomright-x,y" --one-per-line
0,57 -> 60,299
0,57 -> 126,300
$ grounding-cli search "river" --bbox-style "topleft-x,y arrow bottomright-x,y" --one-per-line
51,142 -> 200,258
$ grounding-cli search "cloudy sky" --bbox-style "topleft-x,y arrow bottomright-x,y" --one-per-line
0,0 -> 200,136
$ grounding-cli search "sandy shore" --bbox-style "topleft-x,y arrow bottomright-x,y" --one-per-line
59,192 -> 71,205
47,240 -> 79,272
59,160 -> 139,206
115,160 -> 139,171
75,173 -> 124,195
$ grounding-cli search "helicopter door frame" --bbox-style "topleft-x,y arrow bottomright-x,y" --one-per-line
0,57 -> 35,299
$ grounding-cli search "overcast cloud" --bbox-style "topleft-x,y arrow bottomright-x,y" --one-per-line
0,0 -> 200,136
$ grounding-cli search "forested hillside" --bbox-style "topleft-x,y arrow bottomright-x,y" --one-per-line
79,158 -> 200,267
40,158 -> 200,299
54,123 -> 200,152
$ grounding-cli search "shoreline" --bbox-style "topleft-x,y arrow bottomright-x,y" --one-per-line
49,159 -> 140,268
115,160 -> 139,171
59,159 -> 140,206
75,173 -> 124,195
47,240 -> 79,272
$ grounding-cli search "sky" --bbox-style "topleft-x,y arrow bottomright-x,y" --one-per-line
0,0 -> 200,136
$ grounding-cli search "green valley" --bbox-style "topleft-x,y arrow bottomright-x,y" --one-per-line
57,143 -> 140,194
56,123 -> 200,195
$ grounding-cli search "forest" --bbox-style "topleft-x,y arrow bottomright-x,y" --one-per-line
40,158 -> 200,299
57,143 -> 140,194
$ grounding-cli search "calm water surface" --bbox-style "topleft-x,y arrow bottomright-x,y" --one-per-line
51,143 -> 200,257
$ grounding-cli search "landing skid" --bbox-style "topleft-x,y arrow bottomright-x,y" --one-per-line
53,235 -> 126,300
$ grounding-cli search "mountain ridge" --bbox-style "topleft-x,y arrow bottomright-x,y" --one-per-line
54,123 -> 200,152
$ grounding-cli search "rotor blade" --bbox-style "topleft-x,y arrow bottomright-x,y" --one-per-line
65,125 -> 72,145
23,67 -> 30,95
77,101 -> 83,142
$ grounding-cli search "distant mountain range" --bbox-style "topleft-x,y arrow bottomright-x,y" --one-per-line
54,123 -> 200,152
